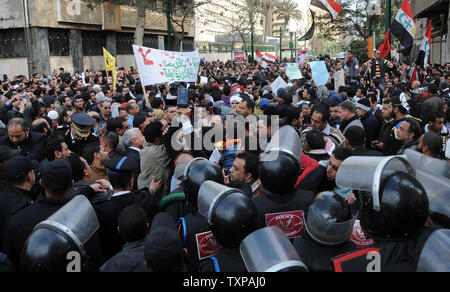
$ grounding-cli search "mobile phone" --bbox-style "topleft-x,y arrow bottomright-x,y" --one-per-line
177,88 -> 189,108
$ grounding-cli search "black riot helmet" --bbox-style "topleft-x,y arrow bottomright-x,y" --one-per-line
359,171 -> 429,241
305,192 -> 357,246
336,156 -> 429,241
198,181 -> 258,249
183,158 -> 224,207
259,126 -> 303,195
21,196 -> 99,272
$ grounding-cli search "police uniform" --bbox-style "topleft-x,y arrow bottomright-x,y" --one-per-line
199,249 -> 247,272
58,113 -> 99,154
252,188 -> 314,233
93,156 -> 159,260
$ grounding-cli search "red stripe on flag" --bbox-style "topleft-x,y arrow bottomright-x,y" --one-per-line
400,0 -> 414,21
327,0 -> 343,14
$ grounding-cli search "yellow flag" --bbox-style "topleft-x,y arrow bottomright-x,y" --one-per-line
103,47 -> 117,89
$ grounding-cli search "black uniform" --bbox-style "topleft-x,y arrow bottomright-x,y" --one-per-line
0,186 -> 34,251
93,188 -> 158,260
178,209 -> 209,272
4,194 -> 104,271
199,249 -> 247,272
294,234 -> 358,272
252,188 -> 314,230
99,239 -> 149,272
61,129 -> 100,154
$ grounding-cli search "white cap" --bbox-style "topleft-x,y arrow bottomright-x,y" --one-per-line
47,110 -> 59,120
230,95 -> 243,104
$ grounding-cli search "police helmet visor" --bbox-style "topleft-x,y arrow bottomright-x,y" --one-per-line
240,227 -> 308,272
336,156 -> 414,211
261,126 -> 303,164
33,196 -> 99,257
417,229 -> 450,272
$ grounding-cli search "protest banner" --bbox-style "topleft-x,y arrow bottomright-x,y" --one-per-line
286,63 -> 303,80
309,61 -> 330,87
233,51 -> 245,64
132,45 -> 200,86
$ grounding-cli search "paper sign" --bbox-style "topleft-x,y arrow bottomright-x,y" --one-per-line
209,148 -> 222,165
271,76 -> 288,97
234,51 -> 245,64
200,76 -> 208,84
309,61 -> 330,87
286,63 -> 303,80
133,45 -> 200,86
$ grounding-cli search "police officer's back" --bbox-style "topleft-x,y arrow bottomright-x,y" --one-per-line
4,160 -> 104,271
93,156 -> 159,260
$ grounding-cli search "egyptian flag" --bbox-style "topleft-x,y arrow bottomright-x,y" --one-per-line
262,52 -> 279,63
311,0 -> 343,20
416,20 -> 432,68
299,9 -> 316,41
390,0 -> 415,56
256,50 -> 270,68
378,30 -> 391,59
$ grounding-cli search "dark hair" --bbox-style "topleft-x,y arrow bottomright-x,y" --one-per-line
332,147 -> 354,161
106,117 -> 126,133
143,122 -> 163,143
404,118 -> 421,139
305,130 -> 325,150
102,131 -> 119,150
421,132 -> 443,157
7,118 -> 29,131
108,171 -> 133,190
152,98 -> 164,109
344,126 -> 365,148
428,83 -> 438,95
286,106 -> 302,124
133,115 -> 147,129
67,154 -> 86,182
45,138 -> 64,161
241,95 -> 255,113
312,106 -> 330,123
236,152 -> 259,181
118,205 -> 148,243
81,143 -> 100,165
429,111 -> 445,124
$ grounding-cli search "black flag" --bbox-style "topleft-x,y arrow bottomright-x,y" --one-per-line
299,10 -> 316,41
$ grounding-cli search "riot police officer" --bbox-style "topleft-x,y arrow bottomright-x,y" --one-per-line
293,192 -> 358,272
21,196 -> 101,272
57,113 -> 99,154
160,157 -> 224,272
197,181 -> 259,272
253,126 -> 315,239
334,156 -> 430,272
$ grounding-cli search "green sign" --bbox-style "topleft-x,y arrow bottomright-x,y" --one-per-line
286,63 -> 303,80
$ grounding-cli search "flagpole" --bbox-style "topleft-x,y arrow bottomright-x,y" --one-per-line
386,0 -> 391,59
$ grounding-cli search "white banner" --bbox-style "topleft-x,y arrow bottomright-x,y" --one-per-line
133,44 -> 200,86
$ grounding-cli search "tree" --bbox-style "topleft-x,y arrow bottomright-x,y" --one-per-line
88,0 -> 154,46
274,0 -> 303,36
164,0 -> 210,51
261,0 -> 276,42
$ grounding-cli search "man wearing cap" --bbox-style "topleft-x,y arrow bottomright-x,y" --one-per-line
60,112 -> 99,154
4,160 -> 105,270
93,155 -> 162,260
355,98 -> 379,148
0,157 -> 36,252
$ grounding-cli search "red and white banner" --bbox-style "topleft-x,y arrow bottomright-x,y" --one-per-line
262,52 -> 279,63
132,45 -> 200,85
233,51 -> 245,64
256,49 -> 270,68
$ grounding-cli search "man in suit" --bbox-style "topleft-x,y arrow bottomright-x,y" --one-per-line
123,128 -> 145,190
0,118 -> 46,164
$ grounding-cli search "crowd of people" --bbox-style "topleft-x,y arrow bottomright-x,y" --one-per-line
0,49 -> 448,272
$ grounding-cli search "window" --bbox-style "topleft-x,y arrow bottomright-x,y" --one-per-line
0,29 -> 26,58
116,32 -> 134,55
48,29 -> 70,56
82,30 -> 105,56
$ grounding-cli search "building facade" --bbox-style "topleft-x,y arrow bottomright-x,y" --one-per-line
411,0 -> 449,65
0,0 -> 195,78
